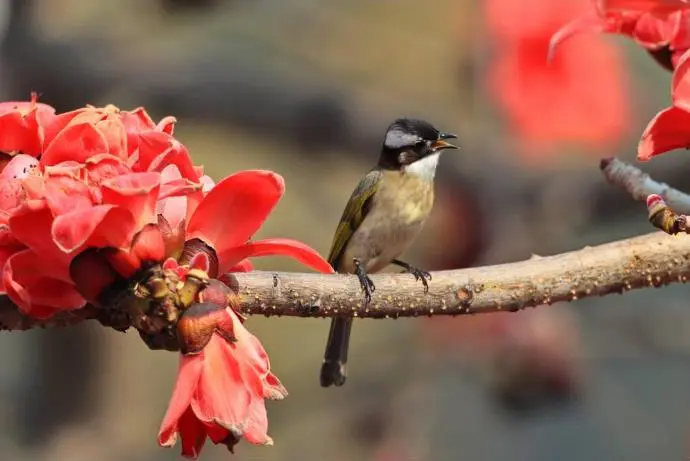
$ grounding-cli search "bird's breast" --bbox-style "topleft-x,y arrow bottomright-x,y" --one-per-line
340,172 -> 434,273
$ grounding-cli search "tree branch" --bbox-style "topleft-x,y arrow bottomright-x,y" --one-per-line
600,157 -> 690,213
2,232 -> 689,331
227,231 -> 690,318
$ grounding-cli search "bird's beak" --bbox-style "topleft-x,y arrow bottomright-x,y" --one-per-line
432,133 -> 458,150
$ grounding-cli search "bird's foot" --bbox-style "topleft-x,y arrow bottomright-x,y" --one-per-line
393,259 -> 431,293
353,259 -> 375,305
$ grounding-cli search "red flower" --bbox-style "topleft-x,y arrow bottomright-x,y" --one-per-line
549,1 -> 690,71
0,99 -> 206,317
484,0 -> 630,159
637,48 -> 690,158
159,300 -> 287,458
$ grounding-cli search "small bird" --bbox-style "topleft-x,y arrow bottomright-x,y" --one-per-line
320,118 -> 458,387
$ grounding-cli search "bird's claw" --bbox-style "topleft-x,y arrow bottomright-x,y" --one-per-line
354,259 -> 375,306
400,265 -> 432,293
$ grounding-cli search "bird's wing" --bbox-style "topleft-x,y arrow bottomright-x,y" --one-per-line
327,168 -> 382,268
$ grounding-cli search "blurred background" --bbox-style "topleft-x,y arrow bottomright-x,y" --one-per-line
2,0 -> 690,460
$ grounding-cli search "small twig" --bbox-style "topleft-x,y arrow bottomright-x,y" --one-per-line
600,157 -> 690,214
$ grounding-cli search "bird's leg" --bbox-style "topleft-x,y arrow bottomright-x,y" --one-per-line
353,258 -> 375,305
392,259 -> 432,293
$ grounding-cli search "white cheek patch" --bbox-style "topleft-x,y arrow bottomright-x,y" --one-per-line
404,152 -> 441,181
385,130 -> 419,149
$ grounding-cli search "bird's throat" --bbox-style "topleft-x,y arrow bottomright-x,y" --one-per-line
403,152 -> 441,181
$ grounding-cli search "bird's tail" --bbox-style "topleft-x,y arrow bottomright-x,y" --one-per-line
320,317 -> 352,387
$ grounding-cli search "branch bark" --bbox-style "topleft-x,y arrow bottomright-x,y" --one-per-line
600,157 -> 690,213
227,231 -> 690,317
2,232 -> 689,330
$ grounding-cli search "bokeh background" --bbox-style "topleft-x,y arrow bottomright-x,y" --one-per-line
2,1 -> 690,460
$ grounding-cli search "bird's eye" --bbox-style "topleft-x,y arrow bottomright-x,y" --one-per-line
414,139 -> 425,147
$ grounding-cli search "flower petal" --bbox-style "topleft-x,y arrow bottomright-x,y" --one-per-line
217,238 -> 334,274
52,204 -> 137,253
100,172 -> 161,229
191,334 -> 252,428
638,106 -> 690,160
187,171 -> 285,255
42,122 -> 110,166
672,48 -> 690,110
158,354 -> 205,448
3,249 -> 85,318
227,259 -> 254,273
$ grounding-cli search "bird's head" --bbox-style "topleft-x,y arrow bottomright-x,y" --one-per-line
379,118 -> 458,178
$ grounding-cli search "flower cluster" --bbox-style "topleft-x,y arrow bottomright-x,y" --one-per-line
0,95 -> 334,458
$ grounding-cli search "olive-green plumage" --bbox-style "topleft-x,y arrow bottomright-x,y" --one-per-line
320,118 -> 458,387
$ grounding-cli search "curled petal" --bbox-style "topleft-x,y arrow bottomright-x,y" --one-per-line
85,154 -> 131,184
156,116 -> 177,134
217,238 -> 334,274
42,122 -> 110,166
100,172 -> 161,228
44,174 -> 93,216
94,117 -> 128,159
0,101 -> 55,156
52,205 -> 136,253
187,171 -> 285,255
638,106 -> 690,160
4,249 -> 85,317
9,200 -> 72,278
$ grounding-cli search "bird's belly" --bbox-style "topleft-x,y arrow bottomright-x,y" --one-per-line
341,212 -> 426,274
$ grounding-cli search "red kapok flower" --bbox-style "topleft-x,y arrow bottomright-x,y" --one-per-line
549,1 -> 690,71
158,263 -> 288,458
484,0 -> 630,159
638,48 -> 690,159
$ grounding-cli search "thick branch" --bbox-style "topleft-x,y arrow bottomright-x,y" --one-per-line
600,157 -> 690,213
2,232 -> 690,330
228,231 -> 690,318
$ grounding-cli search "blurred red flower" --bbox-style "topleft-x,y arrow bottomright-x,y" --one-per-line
598,0 -> 690,16
484,0 -> 630,159
638,48 -> 690,158
550,1 -> 690,71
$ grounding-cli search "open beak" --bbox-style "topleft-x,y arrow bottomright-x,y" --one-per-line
432,132 -> 458,150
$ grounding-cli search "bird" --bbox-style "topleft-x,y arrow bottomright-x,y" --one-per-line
320,118 -> 459,387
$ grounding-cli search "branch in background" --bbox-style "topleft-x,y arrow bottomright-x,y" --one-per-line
600,157 -> 690,235
2,232 -> 688,331
600,157 -> 690,213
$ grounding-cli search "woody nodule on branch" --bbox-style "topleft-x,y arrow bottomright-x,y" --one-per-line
3,0 -> 690,458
